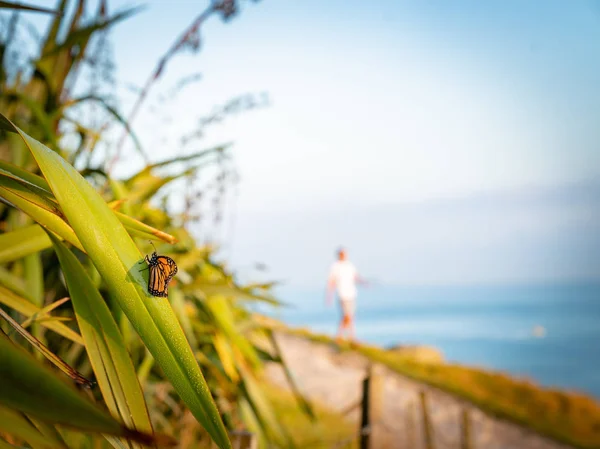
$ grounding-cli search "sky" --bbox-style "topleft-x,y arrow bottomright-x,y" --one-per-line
23,0 -> 600,286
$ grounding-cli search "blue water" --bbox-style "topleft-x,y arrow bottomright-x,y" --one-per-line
266,283 -> 600,398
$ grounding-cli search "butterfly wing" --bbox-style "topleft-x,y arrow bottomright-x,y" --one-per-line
146,253 -> 178,298
157,256 -> 178,281
148,264 -> 167,297
147,256 -> 177,297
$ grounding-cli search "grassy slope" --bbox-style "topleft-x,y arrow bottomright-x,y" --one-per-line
260,318 -> 600,449
265,385 -> 357,449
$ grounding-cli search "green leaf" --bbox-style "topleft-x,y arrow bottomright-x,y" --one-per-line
267,330 -> 315,420
212,333 -> 238,382
0,285 -> 82,344
0,161 -> 174,245
0,331 -> 155,445
23,252 -> 44,341
126,145 -> 229,184
239,364 -> 293,447
0,161 -> 174,244
0,115 -> 231,448
59,95 -> 147,163
26,417 -> 69,449
1,91 -> 59,149
0,1 -> 60,14
0,114 -> 14,133
0,176 -> 60,215
206,296 -> 260,370
0,265 -> 36,303
189,280 -> 284,307
0,406 -> 59,449
113,211 -> 177,244
0,307 -> 92,387
40,6 -> 144,58
0,225 -> 52,263
123,173 -> 177,204
169,287 -> 197,348
108,179 -> 133,216
49,233 -> 155,446
0,178 -> 84,253
0,160 -> 52,192
23,253 -> 43,307
20,296 -> 71,329
136,349 -> 154,387
239,398 -> 267,449
40,0 -> 67,51
0,437 -> 21,449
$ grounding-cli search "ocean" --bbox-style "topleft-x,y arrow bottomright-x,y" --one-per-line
268,282 -> 600,398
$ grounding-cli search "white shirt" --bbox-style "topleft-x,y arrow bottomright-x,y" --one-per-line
329,260 -> 358,300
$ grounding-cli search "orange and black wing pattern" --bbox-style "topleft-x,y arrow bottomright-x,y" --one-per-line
146,252 -> 178,297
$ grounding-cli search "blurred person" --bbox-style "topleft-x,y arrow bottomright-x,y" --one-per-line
326,247 -> 367,343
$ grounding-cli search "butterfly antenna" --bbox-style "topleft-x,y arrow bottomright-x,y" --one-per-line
149,240 -> 157,253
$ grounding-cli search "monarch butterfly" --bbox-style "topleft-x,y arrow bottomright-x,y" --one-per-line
143,242 -> 178,297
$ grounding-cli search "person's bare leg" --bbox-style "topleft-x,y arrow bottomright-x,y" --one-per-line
343,315 -> 352,339
336,318 -> 345,341
344,316 -> 351,340
348,315 -> 356,342
336,303 -> 346,342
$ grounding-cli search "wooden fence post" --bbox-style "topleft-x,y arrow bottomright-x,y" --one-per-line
460,409 -> 472,449
360,363 -> 385,449
419,391 -> 435,449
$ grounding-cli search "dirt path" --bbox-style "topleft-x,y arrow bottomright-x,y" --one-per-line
264,332 -> 572,449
